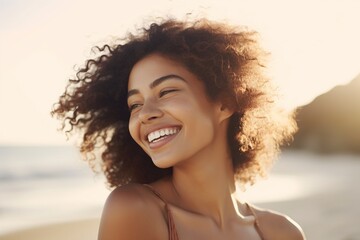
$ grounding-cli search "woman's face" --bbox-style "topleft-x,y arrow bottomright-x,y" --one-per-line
127,53 -> 226,168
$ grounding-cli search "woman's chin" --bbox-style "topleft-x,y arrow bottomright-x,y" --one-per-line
151,157 -> 175,169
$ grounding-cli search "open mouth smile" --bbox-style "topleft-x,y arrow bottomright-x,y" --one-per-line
147,127 -> 181,143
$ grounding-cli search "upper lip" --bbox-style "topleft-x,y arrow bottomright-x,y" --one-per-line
142,124 -> 182,142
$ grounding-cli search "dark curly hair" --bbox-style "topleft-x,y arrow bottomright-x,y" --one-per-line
52,18 -> 297,188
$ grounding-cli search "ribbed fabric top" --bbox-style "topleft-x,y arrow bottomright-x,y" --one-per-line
144,184 -> 179,240
143,184 -> 265,240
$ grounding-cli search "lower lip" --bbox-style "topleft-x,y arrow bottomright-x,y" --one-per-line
148,132 -> 179,149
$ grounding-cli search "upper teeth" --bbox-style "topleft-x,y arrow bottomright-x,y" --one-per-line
147,127 -> 179,143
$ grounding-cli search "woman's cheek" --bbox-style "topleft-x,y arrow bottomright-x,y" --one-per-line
128,117 -> 139,144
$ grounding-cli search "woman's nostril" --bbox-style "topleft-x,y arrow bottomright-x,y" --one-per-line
138,104 -> 163,123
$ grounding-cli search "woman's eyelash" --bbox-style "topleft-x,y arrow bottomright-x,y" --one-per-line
159,89 -> 178,97
129,103 -> 142,111
129,89 -> 178,111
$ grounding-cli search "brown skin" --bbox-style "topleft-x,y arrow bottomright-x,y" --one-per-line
98,54 -> 305,240
98,183 -> 305,240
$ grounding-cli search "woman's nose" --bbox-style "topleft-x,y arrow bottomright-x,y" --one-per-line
138,99 -> 163,124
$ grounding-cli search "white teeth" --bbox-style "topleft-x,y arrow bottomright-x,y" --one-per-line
154,131 -> 160,139
147,127 -> 180,143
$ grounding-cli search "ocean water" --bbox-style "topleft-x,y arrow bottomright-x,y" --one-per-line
1,146 -> 359,237
0,146 -> 110,235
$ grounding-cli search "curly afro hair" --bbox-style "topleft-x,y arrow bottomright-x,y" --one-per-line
52,18 -> 297,188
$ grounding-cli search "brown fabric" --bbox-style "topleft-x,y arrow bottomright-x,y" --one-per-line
143,184 -> 265,240
143,184 -> 179,240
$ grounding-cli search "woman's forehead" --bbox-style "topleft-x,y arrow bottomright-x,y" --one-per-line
128,53 -> 190,89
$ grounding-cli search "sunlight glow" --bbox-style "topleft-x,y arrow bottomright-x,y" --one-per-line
1,0 -> 359,145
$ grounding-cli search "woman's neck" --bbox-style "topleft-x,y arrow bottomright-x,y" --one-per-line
170,136 -> 241,229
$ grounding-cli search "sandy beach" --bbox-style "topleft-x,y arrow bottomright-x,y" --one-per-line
1,151 -> 359,240
257,152 -> 360,240
0,218 -> 100,240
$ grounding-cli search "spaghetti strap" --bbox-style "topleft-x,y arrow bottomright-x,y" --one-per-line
143,184 -> 180,240
143,185 -> 264,240
245,203 -> 266,240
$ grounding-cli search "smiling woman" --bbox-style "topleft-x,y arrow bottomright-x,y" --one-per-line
52,17 -> 304,240
127,54 -> 231,169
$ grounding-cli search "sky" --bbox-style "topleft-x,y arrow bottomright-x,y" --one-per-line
0,0 -> 360,145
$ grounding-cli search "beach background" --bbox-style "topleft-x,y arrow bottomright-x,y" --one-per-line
0,148 -> 359,240
1,0 -> 360,239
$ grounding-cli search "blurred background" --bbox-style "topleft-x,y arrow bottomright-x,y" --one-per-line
1,0 -> 359,239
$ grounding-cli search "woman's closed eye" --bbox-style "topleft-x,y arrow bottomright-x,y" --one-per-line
128,89 -> 180,111
159,89 -> 179,97
129,103 -> 142,112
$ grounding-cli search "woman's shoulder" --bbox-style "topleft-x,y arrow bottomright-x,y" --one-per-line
250,204 -> 306,240
103,183 -> 153,208
98,183 -> 168,240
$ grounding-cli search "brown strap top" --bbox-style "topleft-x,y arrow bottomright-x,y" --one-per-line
144,184 -> 179,240
143,184 -> 265,240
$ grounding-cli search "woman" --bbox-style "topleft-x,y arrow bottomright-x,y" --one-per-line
52,17 -> 305,239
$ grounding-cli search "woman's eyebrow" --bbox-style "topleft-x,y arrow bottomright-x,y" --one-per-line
127,74 -> 186,99
149,74 -> 186,88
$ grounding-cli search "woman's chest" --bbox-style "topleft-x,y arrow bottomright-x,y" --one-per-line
171,208 -> 263,240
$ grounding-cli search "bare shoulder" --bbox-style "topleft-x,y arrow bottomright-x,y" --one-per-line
98,184 -> 167,240
251,205 -> 306,240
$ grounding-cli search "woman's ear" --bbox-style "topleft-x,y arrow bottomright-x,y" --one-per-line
218,104 -> 234,123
